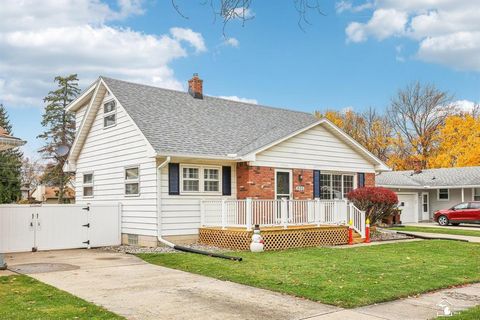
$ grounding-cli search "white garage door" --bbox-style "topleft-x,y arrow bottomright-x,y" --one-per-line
398,194 -> 418,223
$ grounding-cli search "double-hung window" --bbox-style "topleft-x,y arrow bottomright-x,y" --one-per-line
125,167 -> 140,196
83,173 -> 93,197
103,100 -> 116,128
474,188 -> 480,201
319,173 -> 355,200
181,165 -> 221,194
438,188 -> 449,201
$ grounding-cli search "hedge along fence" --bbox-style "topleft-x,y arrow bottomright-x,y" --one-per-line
347,187 -> 398,225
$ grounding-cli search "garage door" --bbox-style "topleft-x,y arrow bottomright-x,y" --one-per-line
398,194 -> 418,223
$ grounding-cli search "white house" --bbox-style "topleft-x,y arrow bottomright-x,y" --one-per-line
66,75 -> 390,247
377,166 -> 480,223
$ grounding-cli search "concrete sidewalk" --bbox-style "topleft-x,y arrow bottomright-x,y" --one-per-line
395,230 -> 480,243
405,222 -> 480,231
3,249 -> 480,320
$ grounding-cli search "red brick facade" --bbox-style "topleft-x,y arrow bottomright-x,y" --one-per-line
237,163 -> 375,199
236,163 -> 275,199
365,173 -> 375,187
292,169 -> 314,200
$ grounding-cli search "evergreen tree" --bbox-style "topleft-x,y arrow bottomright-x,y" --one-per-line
0,104 -> 23,203
38,75 -> 80,203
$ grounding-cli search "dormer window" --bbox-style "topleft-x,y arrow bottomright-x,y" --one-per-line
103,100 -> 116,128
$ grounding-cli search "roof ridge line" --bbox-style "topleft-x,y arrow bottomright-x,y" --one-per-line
100,76 -> 315,117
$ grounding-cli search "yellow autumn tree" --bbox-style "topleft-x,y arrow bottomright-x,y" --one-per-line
429,114 -> 480,168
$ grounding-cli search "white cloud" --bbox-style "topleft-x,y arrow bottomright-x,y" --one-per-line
341,1 -> 480,71
0,0 -> 207,108
170,27 -> 207,53
233,8 -> 254,19
346,9 -> 407,43
336,1 -> 373,13
453,99 -> 479,113
224,37 -> 240,47
218,95 -> 258,104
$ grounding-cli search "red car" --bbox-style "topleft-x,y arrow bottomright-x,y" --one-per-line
434,201 -> 480,226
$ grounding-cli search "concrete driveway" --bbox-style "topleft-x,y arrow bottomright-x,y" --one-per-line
4,249 -> 480,320
4,249 -> 342,320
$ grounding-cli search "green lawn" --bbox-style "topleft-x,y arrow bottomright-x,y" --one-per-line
439,306 -> 480,319
0,275 -> 122,320
138,240 -> 480,308
390,226 -> 480,237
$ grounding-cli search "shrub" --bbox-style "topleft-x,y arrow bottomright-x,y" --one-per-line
347,187 -> 398,225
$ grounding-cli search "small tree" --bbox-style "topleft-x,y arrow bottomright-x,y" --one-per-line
347,187 -> 398,225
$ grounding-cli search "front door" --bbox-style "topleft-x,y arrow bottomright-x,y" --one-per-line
275,170 -> 292,200
421,192 -> 430,220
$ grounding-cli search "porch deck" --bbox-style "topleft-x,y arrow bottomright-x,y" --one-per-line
199,225 -> 351,251
199,199 -> 366,250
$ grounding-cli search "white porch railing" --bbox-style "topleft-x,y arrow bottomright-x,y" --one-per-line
200,199 -> 366,238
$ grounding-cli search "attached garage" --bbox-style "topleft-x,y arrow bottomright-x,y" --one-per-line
397,193 -> 419,223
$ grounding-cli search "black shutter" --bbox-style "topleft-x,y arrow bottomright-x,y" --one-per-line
168,163 -> 180,195
222,166 -> 232,196
358,173 -> 365,188
313,170 -> 321,198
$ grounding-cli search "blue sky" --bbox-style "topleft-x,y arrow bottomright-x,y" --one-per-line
1,0 -> 479,159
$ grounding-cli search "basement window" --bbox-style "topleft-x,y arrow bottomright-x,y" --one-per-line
83,173 -> 94,197
125,167 -> 140,196
103,100 -> 116,128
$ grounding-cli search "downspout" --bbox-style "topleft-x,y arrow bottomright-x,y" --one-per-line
155,156 -> 242,261
156,156 -> 174,247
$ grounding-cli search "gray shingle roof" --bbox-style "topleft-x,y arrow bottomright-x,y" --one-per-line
376,166 -> 480,188
102,77 -> 317,157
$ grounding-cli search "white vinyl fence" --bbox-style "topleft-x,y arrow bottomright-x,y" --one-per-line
0,204 -> 121,253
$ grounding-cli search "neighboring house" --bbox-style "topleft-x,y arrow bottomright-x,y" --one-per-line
377,166 -> 480,223
0,126 -> 25,151
31,185 -> 75,204
65,75 -> 390,246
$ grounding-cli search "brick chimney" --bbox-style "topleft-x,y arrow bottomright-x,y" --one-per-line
188,73 -> 203,99
412,159 -> 423,174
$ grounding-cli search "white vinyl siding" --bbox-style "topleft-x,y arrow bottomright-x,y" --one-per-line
160,160 -> 236,236
250,124 -> 376,173
75,93 -> 157,237
75,104 -> 88,132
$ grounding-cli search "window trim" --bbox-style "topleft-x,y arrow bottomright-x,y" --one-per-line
103,99 -> 117,129
437,188 -> 450,201
124,166 -> 140,197
179,164 -> 222,195
318,172 -> 356,200
473,188 -> 480,201
82,172 -> 94,198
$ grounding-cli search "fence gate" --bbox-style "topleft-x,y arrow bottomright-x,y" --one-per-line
0,204 -> 121,253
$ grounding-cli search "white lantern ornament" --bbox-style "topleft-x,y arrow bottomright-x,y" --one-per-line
250,225 -> 264,252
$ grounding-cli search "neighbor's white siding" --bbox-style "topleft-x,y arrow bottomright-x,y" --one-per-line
250,124 -> 376,173
159,160 -> 237,236
75,93 -> 158,237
